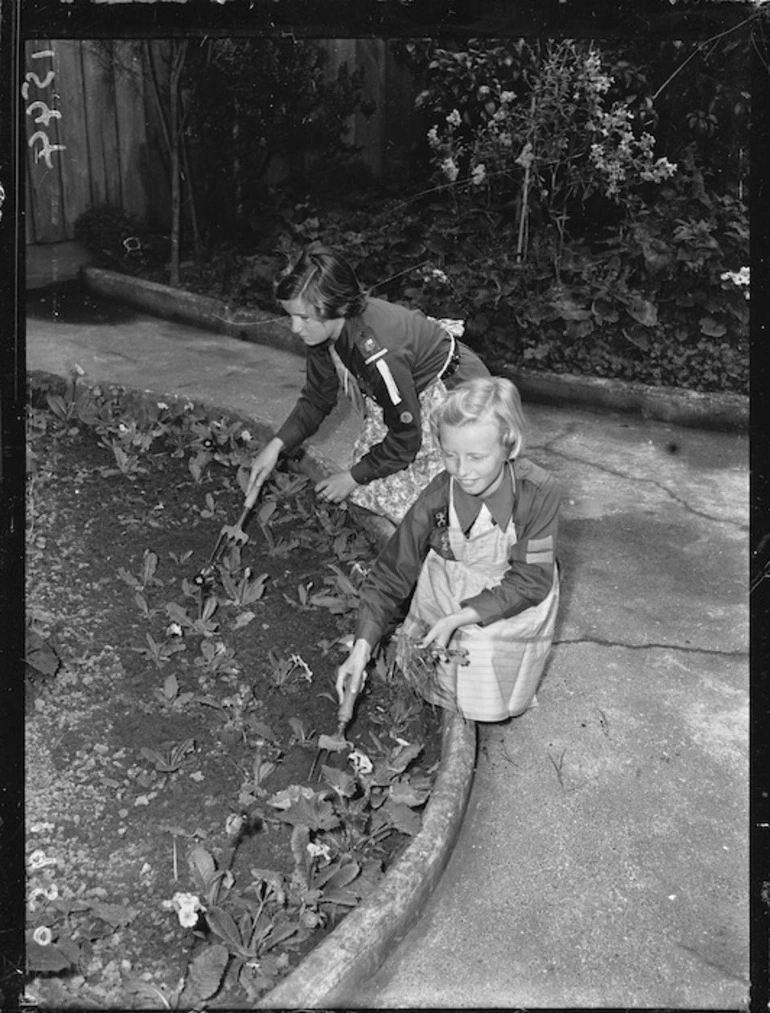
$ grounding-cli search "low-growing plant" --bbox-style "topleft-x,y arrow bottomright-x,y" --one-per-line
266,650 -> 314,692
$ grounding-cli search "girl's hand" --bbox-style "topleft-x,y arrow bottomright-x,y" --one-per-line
245,439 -> 282,508
420,607 -> 482,650
316,470 -> 359,504
336,639 -> 372,708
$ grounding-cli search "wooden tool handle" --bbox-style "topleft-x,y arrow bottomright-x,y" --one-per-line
338,677 -> 359,727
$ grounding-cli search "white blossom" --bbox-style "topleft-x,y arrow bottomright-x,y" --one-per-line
32,926 -> 52,946
471,163 -> 487,186
225,813 -> 244,838
349,749 -> 373,776
441,157 -> 459,182
27,850 -> 53,870
721,266 -> 750,287
307,841 -> 331,862
446,108 -> 462,128
170,891 -> 204,928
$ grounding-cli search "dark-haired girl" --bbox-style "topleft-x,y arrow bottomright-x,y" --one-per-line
244,244 -> 490,523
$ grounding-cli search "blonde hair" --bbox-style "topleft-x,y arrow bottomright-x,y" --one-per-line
430,377 -> 527,458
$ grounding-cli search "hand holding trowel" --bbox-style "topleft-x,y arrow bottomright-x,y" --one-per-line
309,655 -> 367,779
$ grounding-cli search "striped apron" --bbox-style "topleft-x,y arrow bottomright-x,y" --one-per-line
396,475 -> 560,722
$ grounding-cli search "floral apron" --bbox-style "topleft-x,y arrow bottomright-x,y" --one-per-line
396,475 -> 560,722
346,318 -> 465,525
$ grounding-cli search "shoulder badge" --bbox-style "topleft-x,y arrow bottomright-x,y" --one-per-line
355,326 -> 387,364
400,410 -> 414,425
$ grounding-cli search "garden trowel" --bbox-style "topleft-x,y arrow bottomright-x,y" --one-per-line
309,675 -> 360,780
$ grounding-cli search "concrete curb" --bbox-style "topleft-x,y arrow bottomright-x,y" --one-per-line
82,266 -> 748,433
28,366 -> 478,1010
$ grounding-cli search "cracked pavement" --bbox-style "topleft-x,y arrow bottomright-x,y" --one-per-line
355,402 -> 748,1008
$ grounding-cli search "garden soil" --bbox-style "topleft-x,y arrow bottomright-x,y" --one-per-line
24,402 -> 441,1009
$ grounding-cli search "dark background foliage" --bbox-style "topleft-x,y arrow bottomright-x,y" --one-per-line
74,32 -> 751,396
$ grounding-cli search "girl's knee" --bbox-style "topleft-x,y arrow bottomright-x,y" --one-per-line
508,691 -> 539,718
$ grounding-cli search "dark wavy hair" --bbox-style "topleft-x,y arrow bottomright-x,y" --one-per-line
273,243 -> 368,320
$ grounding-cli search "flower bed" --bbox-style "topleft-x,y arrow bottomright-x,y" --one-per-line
24,372 -> 442,1008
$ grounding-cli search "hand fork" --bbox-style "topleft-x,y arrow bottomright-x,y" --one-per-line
198,502 -> 254,579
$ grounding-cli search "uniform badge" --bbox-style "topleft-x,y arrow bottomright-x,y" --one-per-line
400,410 -> 414,425
433,508 -> 448,529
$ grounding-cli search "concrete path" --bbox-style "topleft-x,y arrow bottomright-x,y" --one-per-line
26,275 -> 750,1008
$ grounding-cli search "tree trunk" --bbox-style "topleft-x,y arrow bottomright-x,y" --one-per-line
168,42 -> 187,287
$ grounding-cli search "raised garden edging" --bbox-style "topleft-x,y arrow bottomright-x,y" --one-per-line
29,367 -> 478,1009
83,266 -> 748,434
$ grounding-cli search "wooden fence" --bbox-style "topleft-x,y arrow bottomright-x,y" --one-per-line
24,38 -> 421,248
24,39 -> 166,245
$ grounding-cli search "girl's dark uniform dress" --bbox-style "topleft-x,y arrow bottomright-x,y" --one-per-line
275,297 -> 489,523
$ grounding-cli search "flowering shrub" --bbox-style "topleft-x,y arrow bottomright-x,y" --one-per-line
419,39 -> 678,261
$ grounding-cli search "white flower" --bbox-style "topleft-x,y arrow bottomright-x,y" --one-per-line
427,126 -> 439,147
28,887 -> 45,911
307,841 -> 331,862
225,813 -> 244,838
72,364 -> 85,376
471,163 -> 487,186
240,429 -> 252,442
184,401 -> 195,412
157,402 -> 169,411
27,850 -> 51,870
430,268 -> 449,285
170,891 -> 204,928
477,85 -> 490,97
166,622 -> 183,638
43,883 -> 58,901
515,143 -> 534,170
32,926 -> 52,946
500,90 -> 517,104
441,157 -> 459,182
446,108 -> 461,128
349,749 -> 373,776
721,267 -> 750,287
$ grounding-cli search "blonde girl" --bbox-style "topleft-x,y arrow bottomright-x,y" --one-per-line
337,377 -> 561,723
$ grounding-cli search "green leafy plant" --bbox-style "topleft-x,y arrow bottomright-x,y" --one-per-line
132,631 -> 187,668
266,650 -> 314,692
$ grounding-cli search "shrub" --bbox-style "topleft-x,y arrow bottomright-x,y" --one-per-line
74,205 -> 165,273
